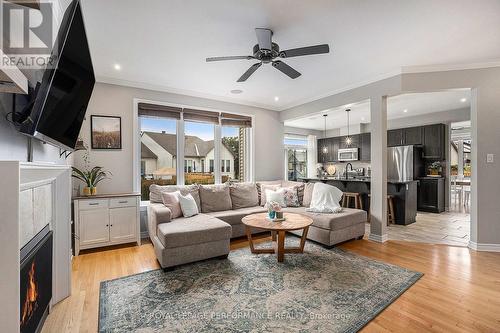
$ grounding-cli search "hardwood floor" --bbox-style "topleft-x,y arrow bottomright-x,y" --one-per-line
43,236 -> 500,333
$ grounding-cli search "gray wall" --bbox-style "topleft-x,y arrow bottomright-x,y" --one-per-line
73,82 -> 284,194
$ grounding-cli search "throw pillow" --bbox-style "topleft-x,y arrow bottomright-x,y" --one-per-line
149,184 -> 201,211
199,184 -> 232,213
260,184 -> 281,206
178,193 -> 199,217
278,187 -> 300,207
229,183 -> 259,209
281,181 -> 305,205
265,189 -> 286,207
160,191 -> 182,219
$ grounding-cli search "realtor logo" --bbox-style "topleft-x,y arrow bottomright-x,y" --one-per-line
2,1 -> 52,54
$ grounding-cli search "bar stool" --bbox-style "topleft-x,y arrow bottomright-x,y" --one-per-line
342,192 -> 363,210
368,194 -> 395,225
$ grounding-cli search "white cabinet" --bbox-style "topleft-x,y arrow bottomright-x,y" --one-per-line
74,194 -> 140,255
79,209 -> 110,246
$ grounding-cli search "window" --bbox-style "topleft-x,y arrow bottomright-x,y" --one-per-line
137,102 -> 252,198
222,126 -> 245,182
284,134 -> 308,181
185,121 -> 215,185
139,117 -> 177,201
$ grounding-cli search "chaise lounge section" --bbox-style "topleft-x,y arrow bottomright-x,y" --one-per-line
147,181 -> 366,269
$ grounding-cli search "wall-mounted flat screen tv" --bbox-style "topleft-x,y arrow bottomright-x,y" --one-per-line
19,0 -> 95,151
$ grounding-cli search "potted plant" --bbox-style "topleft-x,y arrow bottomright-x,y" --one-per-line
428,161 -> 442,176
72,166 -> 111,196
266,201 -> 283,220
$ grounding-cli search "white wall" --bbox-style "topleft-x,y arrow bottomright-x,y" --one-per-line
73,82 -> 284,193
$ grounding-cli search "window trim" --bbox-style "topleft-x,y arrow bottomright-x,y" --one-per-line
133,98 -> 255,196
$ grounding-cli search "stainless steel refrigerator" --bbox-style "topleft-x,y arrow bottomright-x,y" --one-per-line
387,145 -> 424,182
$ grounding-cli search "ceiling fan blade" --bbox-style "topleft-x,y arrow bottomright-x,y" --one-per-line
255,28 -> 273,51
237,62 -> 262,82
279,44 -> 330,58
206,55 -> 254,62
272,60 -> 301,79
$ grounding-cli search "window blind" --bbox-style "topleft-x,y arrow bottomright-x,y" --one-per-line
138,103 -> 182,119
183,108 -> 220,124
220,112 -> 252,127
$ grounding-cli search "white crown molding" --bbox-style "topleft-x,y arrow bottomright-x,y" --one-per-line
368,233 -> 389,243
468,241 -> 500,252
402,60 -> 500,74
95,75 -> 279,112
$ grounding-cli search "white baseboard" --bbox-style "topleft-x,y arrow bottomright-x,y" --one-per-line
368,233 -> 389,243
468,241 -> 500,252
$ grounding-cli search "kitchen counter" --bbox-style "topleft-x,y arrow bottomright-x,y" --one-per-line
299,177 -> 418,225
299,177 -> 418,184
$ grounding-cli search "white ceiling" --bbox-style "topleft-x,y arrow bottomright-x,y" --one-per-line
284,90 -> 471,130
80,0 -> 500,111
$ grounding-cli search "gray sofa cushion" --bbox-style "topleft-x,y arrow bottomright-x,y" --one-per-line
147,203 -> 172,240
206,206 -> 267,226
282,207 -> 367,231
229,183 -> 259,209
302,182 -> 315,207
149,184 -> 201,210
157,214 -> 231,248
199,184 -> 232,213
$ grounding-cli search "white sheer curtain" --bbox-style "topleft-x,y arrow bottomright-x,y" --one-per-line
307,135 -> 317,178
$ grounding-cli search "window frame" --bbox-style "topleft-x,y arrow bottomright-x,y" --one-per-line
133,98 -> 255,205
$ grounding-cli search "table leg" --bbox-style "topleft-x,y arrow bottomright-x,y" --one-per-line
277,231 -> 285,262
271,230 -> 277,241
299,226 -> 309,252
246,226 -> 255,253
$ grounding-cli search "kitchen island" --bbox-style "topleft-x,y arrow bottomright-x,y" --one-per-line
300,177 -> 418,225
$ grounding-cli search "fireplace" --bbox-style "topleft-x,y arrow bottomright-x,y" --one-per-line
20,227 -> 52,333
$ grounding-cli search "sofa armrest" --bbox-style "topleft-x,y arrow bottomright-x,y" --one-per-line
147,203 -> 172,240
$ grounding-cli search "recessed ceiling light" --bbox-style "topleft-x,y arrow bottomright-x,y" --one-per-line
230,89 -> 243,94
403,109 -> 408,113
113,63 -> 121,71
460,98 -> 467,103
274,96 -> 279,102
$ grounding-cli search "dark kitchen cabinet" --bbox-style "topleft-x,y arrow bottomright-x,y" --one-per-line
404,126 -> 423,145
388,129 -> 404,147
360,133 -> 371,161
423,124 -> 446,160
417,177 -> 445,213
329,137 -> 340,162
317,139 -> 326,163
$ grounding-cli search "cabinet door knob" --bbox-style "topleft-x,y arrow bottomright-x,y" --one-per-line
105,224 -> 108,227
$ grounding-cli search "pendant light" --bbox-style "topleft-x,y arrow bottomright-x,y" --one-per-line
322,114 -> 328,154
345,108 -> 352,146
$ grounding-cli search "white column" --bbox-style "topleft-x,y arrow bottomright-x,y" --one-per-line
307,135 -> 317,178
176,118 -> 185,185
369,95 -> 388,243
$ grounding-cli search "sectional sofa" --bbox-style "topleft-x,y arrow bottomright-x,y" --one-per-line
147,180 -> 367,269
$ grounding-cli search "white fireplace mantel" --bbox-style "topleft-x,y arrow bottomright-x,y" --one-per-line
0,162 -> 72,333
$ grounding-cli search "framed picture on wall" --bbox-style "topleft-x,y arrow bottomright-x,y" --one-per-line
90,115 -> 122,149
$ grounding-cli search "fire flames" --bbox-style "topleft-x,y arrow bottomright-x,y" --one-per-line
20,261 -> 38,327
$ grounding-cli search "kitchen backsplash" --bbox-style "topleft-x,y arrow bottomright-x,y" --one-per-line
322,162 -> 371,177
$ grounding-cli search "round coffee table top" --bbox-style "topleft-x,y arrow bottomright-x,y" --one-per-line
242,212 -> 313,231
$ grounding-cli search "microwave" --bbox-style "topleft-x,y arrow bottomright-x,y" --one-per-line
338,148 -> 359,161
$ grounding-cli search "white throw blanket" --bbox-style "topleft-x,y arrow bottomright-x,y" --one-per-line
306,182 -> 343,213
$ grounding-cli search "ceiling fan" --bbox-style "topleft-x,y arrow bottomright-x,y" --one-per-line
206,28 -> 330,82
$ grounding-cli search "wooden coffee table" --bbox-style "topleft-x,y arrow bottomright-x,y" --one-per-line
241,212 -> 313,262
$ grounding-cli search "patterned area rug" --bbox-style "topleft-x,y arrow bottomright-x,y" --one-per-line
99,239 -> 422,333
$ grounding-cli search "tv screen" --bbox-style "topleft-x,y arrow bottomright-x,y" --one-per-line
19,0 -> 95,151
